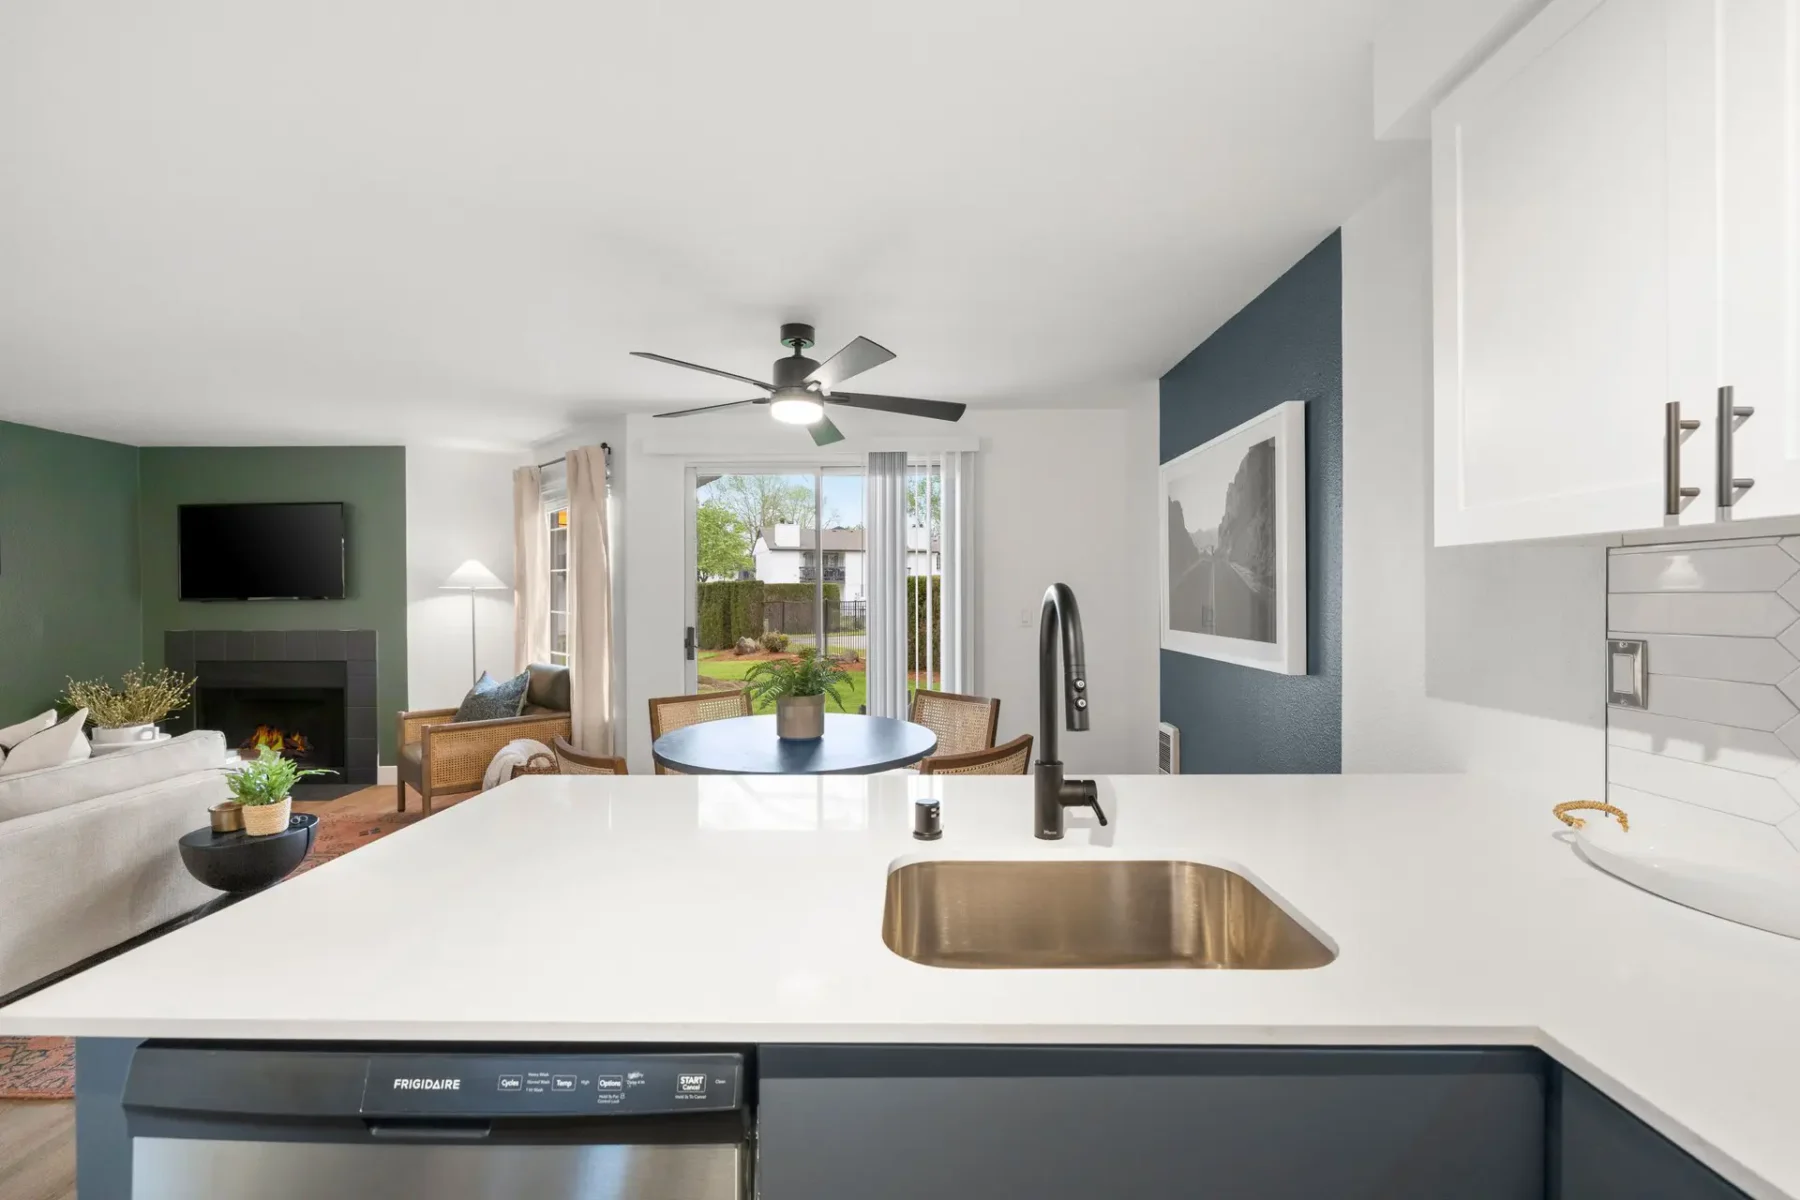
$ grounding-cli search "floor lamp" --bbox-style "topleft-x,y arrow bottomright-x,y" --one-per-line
440,560 -> 507,684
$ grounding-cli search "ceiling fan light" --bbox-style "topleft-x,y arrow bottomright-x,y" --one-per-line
770,392 -> 825,425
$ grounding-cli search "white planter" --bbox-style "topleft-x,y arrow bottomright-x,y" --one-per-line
92,723 -> 159,747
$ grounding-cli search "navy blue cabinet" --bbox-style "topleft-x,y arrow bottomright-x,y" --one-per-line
1553,1068 -> 1750,1199
758,1046 -> 1548,1200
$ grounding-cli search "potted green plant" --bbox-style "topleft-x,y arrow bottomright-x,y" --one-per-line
743,648 -> 851,740
227,745 -> 335,836
62,665 -> 196,751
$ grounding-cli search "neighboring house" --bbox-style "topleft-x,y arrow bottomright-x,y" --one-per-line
751,524 -> 939,602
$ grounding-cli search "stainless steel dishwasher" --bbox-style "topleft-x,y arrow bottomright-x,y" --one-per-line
121,1045 -> 750,1199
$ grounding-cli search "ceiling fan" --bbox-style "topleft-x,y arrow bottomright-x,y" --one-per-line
635,323 -> 966,446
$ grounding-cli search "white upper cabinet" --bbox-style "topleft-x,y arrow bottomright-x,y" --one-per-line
1719,0 -> 1800,522
1432,0 -> 1722,545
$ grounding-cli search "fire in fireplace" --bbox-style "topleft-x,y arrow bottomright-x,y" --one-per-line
242,725 -> 313,758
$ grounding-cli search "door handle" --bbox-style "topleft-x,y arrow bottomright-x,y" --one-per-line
684,625 -> 697,662
1717,385 -> 1755,512
1664,401 -> 1701,515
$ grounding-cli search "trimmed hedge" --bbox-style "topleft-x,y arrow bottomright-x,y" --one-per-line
698,580 -> 766,650
764,582 -> 841,604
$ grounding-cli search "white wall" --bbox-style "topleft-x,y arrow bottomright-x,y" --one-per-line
405,445 -> 532,710
1340,152 -> 1606,781
615,394 -> 1161,775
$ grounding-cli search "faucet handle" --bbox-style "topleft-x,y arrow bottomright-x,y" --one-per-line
1066,779 -> 1107,826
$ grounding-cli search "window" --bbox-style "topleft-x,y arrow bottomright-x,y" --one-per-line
548,506 -> 569,665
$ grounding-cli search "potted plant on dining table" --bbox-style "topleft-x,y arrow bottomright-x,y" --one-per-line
743,648 -> 852,740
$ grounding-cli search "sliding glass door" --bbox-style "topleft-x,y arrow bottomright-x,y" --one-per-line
684,455 -> 963,718
688,466 -> 865,714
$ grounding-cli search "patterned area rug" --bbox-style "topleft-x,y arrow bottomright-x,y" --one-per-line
0,785 -> 467,1101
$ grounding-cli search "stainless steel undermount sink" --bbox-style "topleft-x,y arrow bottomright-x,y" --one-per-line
881,859 -> 1335,970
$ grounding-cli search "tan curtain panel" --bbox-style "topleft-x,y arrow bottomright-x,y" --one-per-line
566,445 -> 615,753
512,465 -> 550,672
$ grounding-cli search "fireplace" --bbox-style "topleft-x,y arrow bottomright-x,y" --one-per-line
164,629 -> 378,798
196,661 -> 345,775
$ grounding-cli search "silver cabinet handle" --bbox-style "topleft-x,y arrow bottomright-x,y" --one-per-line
1665,401 -> 1701,515
1717,385 -> 1755,510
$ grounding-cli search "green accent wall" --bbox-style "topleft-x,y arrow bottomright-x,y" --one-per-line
0,422 -> 144,719
137,447 -> 408,761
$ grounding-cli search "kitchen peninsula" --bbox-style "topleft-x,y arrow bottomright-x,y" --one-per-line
4,773 -> 1797,1199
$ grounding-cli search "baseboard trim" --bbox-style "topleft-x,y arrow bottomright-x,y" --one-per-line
377,764 -> 397,785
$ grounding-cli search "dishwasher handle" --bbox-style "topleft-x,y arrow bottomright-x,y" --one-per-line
365,1120 -> 493,1141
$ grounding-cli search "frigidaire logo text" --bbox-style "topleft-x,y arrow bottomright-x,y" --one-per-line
393,1078 -> 461,1090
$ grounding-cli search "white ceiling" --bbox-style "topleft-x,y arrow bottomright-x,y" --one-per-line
0,1 -> 1403,449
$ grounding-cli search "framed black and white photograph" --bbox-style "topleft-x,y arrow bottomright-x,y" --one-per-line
1158,399 -> 1306,674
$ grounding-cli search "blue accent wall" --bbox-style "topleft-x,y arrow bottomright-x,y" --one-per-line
1159,232 -> 1342,772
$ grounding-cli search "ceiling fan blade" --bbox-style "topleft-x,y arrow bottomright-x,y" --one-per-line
631,351 -> 772,392
826,391 -> 966,423
652,399 -> 763,418
805,336 -> 895,391
809,414 -> 846,446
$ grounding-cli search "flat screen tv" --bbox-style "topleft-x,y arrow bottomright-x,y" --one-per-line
178,502 -> 346,600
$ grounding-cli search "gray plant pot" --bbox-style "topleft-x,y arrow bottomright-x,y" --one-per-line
775,694 -> 825,740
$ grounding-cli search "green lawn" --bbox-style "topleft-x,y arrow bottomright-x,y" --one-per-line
696,656 -> 868,715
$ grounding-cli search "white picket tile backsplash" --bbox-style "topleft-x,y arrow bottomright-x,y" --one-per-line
1639,675 -> 1799,730
1606,544 -> 1799,592
1607,709 -> 1798,777
1608,538 -> 1800,878
1608,591 -> 1799,637
1631,633 -> 1797,684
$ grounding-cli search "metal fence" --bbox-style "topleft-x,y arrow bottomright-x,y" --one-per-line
765,598 -> 868,636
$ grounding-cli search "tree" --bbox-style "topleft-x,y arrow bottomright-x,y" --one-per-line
905,471 -> 942,539
696,500 -> 752,580
707,474 -> 815,539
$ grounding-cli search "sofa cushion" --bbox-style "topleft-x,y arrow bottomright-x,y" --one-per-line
453,670 -> 530,723
0,729 -> 226,824
0,709 -> 91,777
0,709 -> 57,750
525,663 -> 571,712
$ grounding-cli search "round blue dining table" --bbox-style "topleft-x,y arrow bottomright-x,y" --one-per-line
651,714 -> 938,775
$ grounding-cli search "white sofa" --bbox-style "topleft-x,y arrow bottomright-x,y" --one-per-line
0,730 -> 229,997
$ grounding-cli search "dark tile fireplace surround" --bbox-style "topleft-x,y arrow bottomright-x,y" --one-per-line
164,630 -> 377,798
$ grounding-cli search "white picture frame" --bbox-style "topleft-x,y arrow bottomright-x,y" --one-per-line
1158,400 -> 1307,674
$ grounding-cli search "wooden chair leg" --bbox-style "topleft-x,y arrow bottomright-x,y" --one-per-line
396,776 -> 407,812
421,786 -> 433,816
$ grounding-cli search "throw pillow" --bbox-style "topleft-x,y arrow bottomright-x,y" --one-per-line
453,670 -> 530,723
0,708 -> 92,776
0,709 -> 57,750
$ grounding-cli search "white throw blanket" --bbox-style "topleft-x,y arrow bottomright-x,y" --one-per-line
483,738 -> 554,791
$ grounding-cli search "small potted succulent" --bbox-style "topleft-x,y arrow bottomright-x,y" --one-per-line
62,665 -> 196,750
743,648 -> 851,740
227,745 -> 334,836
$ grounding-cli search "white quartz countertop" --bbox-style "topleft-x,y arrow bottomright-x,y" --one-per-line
5,773 -> 1800,1197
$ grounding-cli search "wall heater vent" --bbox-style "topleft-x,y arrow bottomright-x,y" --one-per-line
1157,722 -> 1180,775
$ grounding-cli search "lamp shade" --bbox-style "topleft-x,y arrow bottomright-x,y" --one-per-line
440,559 -> 507,590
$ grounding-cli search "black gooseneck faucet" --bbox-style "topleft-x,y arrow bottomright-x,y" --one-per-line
1034,582 -> 1108,839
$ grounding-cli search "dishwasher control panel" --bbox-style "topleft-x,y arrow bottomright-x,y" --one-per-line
360,1053 -> 743,1117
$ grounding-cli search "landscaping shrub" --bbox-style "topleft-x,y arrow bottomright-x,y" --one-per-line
698,580 -> 766,650
759,630 -> 791,654
907,575 -> 942,671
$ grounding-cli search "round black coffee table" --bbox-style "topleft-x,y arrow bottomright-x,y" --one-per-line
178,813 -> 319,894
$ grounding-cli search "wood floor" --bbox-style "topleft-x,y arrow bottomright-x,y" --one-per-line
0,1101 -> 74,1200
0,783 -> 454,1199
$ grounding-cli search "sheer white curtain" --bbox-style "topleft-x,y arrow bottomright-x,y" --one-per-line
938,450 -> 976,693
566,444 -> 615,753
512,465 -> 550,671
864,451 -> 909,719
